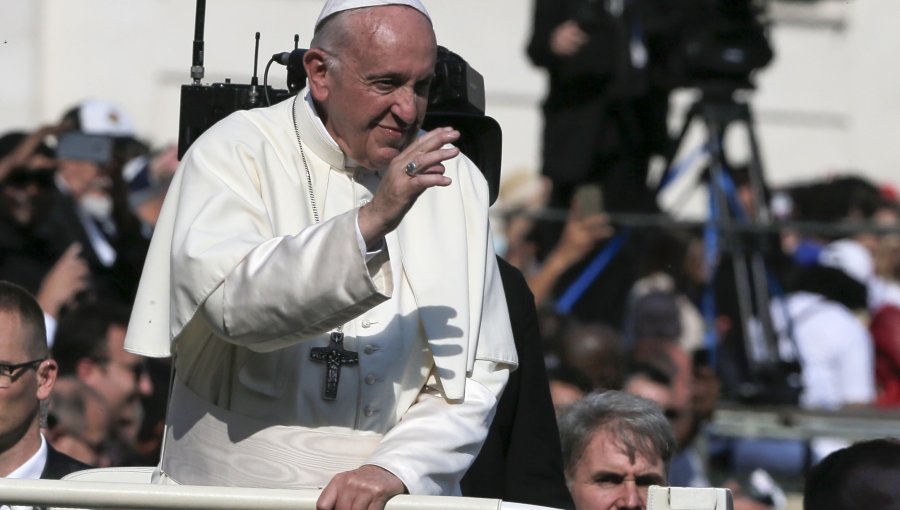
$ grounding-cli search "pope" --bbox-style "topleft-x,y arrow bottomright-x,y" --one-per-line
124,1 -> 518,510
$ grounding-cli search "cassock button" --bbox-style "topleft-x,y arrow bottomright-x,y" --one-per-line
365,374 -> 377,385
364,405 -> 377,417
363,345 -> 380,355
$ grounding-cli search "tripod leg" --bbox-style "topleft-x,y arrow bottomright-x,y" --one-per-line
656,101 -> 701,194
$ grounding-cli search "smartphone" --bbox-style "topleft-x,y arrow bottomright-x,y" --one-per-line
57,132 -> 113,164
573,183 -> 604,217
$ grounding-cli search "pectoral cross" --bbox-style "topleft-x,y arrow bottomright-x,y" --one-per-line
310,329 -> 359,400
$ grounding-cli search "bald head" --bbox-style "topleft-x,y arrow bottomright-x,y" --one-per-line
0,281 -> 47,359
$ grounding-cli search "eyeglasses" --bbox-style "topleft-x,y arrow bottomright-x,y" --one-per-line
0,359 -> 46,388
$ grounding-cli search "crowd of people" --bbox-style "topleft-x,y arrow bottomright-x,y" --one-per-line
1,99 -> 175,474
2,0 -> 900,510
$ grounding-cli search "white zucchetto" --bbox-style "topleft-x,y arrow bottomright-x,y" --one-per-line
315,0 -> 431,31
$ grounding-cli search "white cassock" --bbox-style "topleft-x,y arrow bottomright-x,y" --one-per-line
124,89 -> 518,496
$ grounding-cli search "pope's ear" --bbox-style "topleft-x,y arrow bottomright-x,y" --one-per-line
304,48 -> 331,102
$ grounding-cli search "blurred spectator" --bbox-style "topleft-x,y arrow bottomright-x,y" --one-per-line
630,339 -> 715,488
1,130 -> 90,336
625,290 -> 685,348
0,126 -> 62,180
28,100 -> 150,305
622,363 -> 680,429
58,99 -> 150,171
779,175 -> 885,267
558,390 -> 674,510
492,170 -> 551,273
547,363 -> 593,416
734,238 -> 877,472
804,438 -> 900,510
868,305 -> 900,406
772,238 -> 875,413
46,376 -> 111,467
526,198 -> 613,309
0,281 -> 89,481
131,356 -> 170,466
121,144 -> 179,235
627,230 -> 705,353
557,320 -> 624,391
51,302 -> 153,465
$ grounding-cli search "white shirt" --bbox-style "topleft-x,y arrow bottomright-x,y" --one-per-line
1,435 -> 48,510
771,292 -> 875,410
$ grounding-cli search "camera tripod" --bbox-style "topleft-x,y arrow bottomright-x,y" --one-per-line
658,84 -> 799,403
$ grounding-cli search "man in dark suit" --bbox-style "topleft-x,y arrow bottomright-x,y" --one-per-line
0,281 -> 90,485
526,0 -> 671,218
461,258 -> 574,508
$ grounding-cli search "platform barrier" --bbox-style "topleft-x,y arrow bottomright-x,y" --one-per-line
709,403 -> 900,442
0,478 -> 559,510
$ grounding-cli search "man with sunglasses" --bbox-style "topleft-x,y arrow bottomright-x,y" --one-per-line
0,281 -> 89,487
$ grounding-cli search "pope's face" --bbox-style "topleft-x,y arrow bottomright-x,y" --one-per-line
568,429 -> 667,510
317,6 -> 436,170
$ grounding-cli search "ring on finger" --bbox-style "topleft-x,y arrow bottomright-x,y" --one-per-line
405,161 -> 418,177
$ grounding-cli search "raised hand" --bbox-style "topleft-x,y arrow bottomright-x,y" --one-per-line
357,127 -> 460,249
37,243 -> 89,318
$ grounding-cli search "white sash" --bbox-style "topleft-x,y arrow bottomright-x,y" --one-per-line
160,377 -> 382,488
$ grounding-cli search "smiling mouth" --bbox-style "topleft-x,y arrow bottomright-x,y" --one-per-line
379,125 -> 405,137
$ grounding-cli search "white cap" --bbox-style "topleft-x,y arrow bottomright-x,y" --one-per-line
78,99 -> 135,137
315,0 -> 431,31
819,238 -> 874,285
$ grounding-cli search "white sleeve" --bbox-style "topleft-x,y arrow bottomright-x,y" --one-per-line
199,210 -> 393,352
838,316 -> 876,405
364,359 -> 511,495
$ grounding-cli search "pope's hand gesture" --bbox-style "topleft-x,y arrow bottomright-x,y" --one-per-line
357,127 -> 460,249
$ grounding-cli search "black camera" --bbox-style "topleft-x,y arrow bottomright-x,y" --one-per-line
662,0 -> 774,91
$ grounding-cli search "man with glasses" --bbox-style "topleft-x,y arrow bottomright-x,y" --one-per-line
51,302 -> 153,465
0,281 -> 89,486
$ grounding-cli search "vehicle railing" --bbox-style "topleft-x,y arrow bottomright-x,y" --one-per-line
0,478 -> 557,510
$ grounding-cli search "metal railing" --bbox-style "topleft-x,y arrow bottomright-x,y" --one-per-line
709,404 -> 900,442
0,478 -> 557,510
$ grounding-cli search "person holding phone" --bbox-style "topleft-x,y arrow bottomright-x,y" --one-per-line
29,113 -> 149,306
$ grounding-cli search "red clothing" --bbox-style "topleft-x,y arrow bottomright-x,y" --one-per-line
871,305 -> 900,406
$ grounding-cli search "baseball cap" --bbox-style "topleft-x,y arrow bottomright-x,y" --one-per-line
67,99 -> 135,138
818,238 -> 874,285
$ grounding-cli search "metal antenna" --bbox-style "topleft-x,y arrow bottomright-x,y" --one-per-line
249,32 -> 261,105
190,0 -> 206,84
